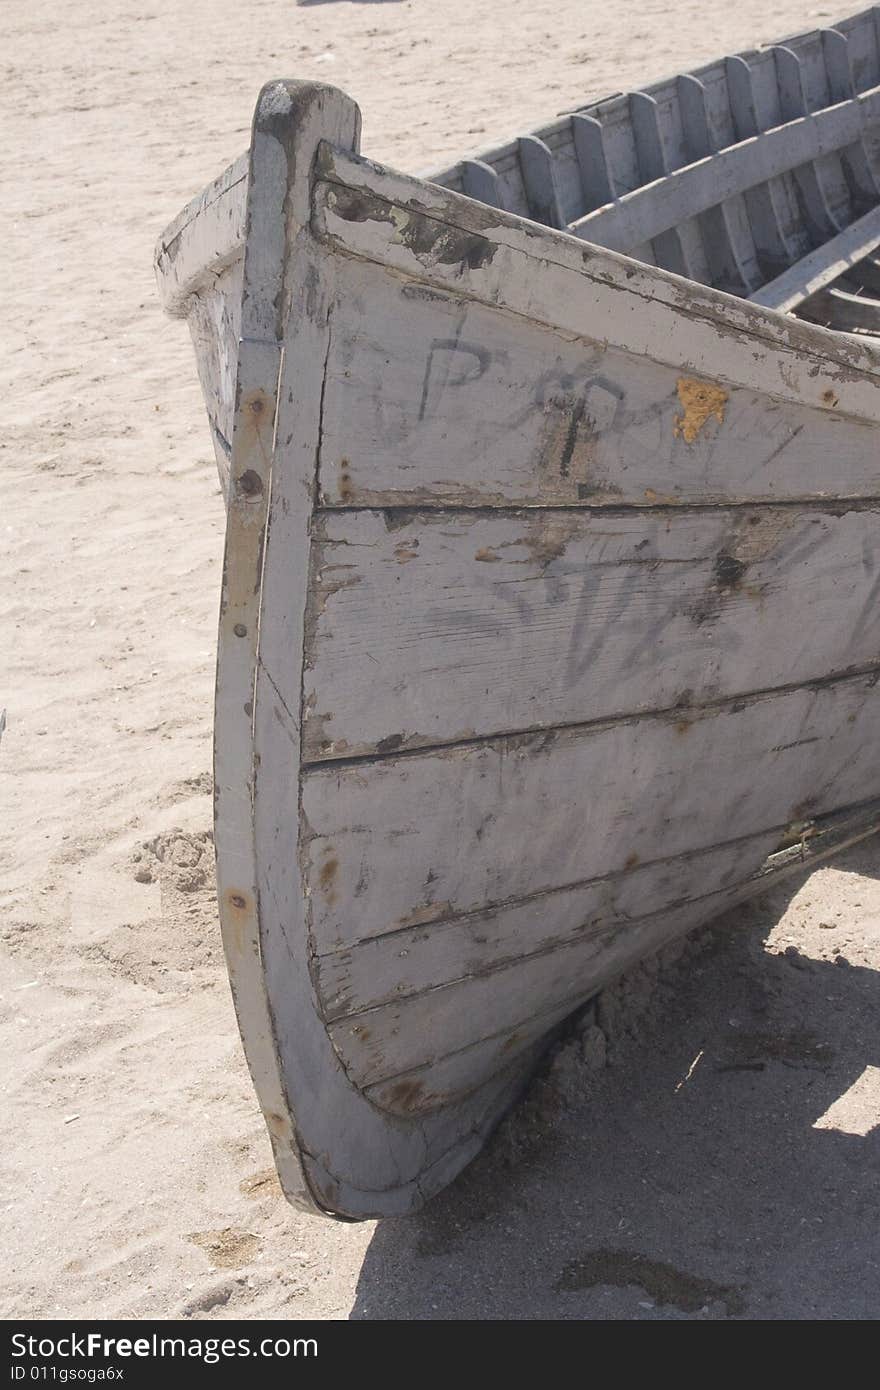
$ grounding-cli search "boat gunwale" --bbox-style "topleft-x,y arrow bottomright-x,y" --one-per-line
156,136 -> 880,385
311,140 -> 880,410
154,153 -> 249,315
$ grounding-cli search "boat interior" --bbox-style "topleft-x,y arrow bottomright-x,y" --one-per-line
430,8 -> 880,336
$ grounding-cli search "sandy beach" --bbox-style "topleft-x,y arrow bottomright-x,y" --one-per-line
2,0 -> 879,1319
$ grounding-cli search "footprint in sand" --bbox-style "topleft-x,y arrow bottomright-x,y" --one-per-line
187,1227 -> 261,1269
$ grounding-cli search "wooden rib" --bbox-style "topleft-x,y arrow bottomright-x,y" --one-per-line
629,91 -> 692,276
518,134 -> 565,228
772,44 -> 844,240
750,201 -> 880,310
795,31 -> 861,222
822,27 -> 880,207
677,74 -> 760,292
571,112 -> 654,262
461,158 -> 506,211
725,55 -> 801,273
571,112 -> 617,208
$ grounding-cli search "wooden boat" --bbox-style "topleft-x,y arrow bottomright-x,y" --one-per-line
155,10 -> 880,1219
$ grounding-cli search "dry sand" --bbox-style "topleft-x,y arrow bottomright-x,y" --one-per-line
2,0 -> 879,1320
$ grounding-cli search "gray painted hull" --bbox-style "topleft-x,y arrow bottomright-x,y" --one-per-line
155,13 -> 880,1218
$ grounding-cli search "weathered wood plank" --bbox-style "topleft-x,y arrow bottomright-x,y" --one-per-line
331,893 -> 719,1094
302,504 -> 880,761
364,1016 -> 565,1119
320,797 -> 880,1029
317,831 -> 775,1022
312,255 -> 880,509
750,202 -> 880,310
302,671 -> 880,958
330,793 -> 880,1096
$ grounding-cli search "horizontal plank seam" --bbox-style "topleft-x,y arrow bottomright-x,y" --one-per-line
301,660 -> 880,772
321,802 -> 880,1021
313,497 -> 880,518
315,795 -> 880,962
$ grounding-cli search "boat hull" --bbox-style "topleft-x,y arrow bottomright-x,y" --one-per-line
155,58 -> 880,1216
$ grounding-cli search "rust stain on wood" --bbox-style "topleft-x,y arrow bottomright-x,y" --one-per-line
338,458 -> 353,503
319,854 -> 340,906
224,888 -> 252,957
383,1078 -> 426,1112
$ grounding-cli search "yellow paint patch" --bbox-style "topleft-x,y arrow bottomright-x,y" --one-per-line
673,377 -> 729,445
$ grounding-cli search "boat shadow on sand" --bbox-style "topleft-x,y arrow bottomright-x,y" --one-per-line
349,839 -> 880,1320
